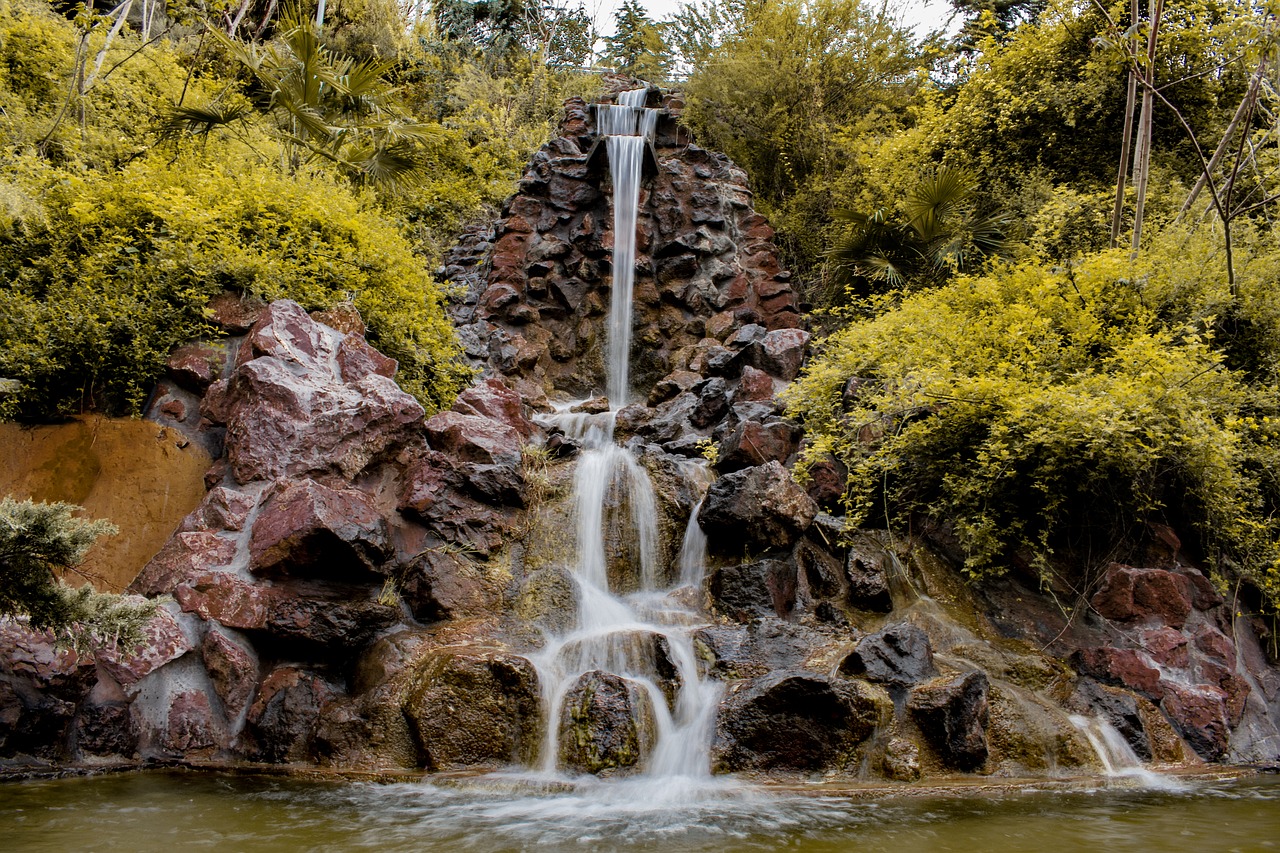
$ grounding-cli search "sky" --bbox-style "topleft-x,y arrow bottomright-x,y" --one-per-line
588,0 -> 958,39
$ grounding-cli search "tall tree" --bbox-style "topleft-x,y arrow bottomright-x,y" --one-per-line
601,0 -> 669,81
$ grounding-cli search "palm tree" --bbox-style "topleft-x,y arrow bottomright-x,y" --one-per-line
162,13 -> 439,187
830,166 -> 1010,295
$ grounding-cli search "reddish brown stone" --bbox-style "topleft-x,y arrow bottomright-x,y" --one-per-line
178,486 -> 257,534
206,291 -> 266,334
1194,626 -> 1237,667
166,343 -> 227,392
165,689 -> 221,753
129,532 -> 238,596
176,573 -> 271,630
716,420 -> 801,473
1074,647 -> 1165,699
310,302 -> 366,336
159,398 -> 187,420
336,334 -> 397,382
758,329 -> 810,381
1198,659 -> 1250,726
245,666 -> 339,763
425,412 -> 523,466
736,365 -> 775,402
1142,627 -> 1190,669
248,478 -> 388,580
1090,564 -> 1194,628
804,453 -> 848,511
202,627 -> 259,720
452,378 -> 538,439
238,300 -> 335,367
95,606 -> 193,689
1160,681 -> 1230,760
1183,568 -> 1224,610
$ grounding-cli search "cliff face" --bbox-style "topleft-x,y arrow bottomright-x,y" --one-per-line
2,91 -> 1279,779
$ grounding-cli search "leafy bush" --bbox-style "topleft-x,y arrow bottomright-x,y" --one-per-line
0,148 -> 470,419
785,225 -> 1280,610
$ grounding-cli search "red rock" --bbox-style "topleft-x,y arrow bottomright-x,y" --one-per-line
1198,659 -> 1250,725
237,300 -> 335,368
165,689 -> 221,753
1193,626 -> 1237,666
398,456 -> 455,518
176,573 -> 272,630
206,291 -> 266,334
129,531 -> 238,596
452,378 -> 538,439
200,378 -> 232,424
1090,564 -> 1194,628
310,302 -> 366,336
178,486 -> 257,534
1074,647 -> 1165,699
736,365 -> 775,402
804,453 -> 848,511
716,420 -> 801,473
202,627 -> 259,720
758,329 -> 810,381
1142,627 -> 1190,669
1183,568 -> 1224,610
249,478 -> 388,580
159,398 -> 187,420
166,343 -> 227,392
1160,681 -> 1230,760
336,334 -> 397,382
425,411 -> 523,465
95,606 -> 193,689
491,233 -> 530,271
223,352 -> 424,483
0,620 -> 89,685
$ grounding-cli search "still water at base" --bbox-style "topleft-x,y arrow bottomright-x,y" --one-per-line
3,771 -> 1279,853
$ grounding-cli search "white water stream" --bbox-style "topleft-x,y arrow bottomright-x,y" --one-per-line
528,89 -> 722,783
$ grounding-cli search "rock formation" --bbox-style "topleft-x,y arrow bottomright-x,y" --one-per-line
2,87 -> 1279,781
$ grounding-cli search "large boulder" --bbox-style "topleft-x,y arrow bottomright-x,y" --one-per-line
712,671 -> 889,771
215,301 -> 425,484
699,460 -> 817,556
839,623 -> 938,687
248,479 -> 389,580
243,666 -> 340,762
129,532 -> 238,596
557,670 -> 656,775
1090,564 -> 1194,629
707,558 -> 798,621
403,649 -> 541,770
908,671 -> 991,771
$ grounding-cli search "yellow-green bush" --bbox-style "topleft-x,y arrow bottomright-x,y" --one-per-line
0,147 -> 469,419
785,225 -> 1280,610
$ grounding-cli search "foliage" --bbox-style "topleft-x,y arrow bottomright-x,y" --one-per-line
0,496 -> 154,650
432,0 -> 592,68
0,149 -> 469,419
785,225 -> 1280,610
830,166 -> 1010,294
601,0 -> 670,82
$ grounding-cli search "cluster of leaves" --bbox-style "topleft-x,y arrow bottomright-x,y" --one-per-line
0,496 -> 154,650
786,224 -> 1280,609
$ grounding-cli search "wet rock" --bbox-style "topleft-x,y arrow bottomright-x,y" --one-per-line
201,626 -> 259,721
1090,564 -> 1194,629
336,334 -> 397,382
1073,647 -> 1163,700
166,343 -> 227,392
514,566 -> 578,634
206,291 -> 266,334
712,672 -> 889,771
839,623 -> 937,687
802,453 -> 847,511
845,543 -> 893,612
425,411 -> 523,466
129,531 -> 238,596
557,631 -> 682,713
1141,627 -> 1190,669
399,548 -> 493,623
397,455 -> 514,557
883,737 -> 922,781
403,649 -> 541,770
715,419 -> 800,473
756,329 -> 810,380
249,478 -> 389,581
793,532 -> 846,600
557,670 -> 655,775
1160,681 -> 1230,760
1069,678 -> 1151,761
707,558 -> 798,621
699,460 -> 817,556
694,618 -> 831,679
908,671 -> 990,771
74,697 -> 137,758
244,666 -> 339,762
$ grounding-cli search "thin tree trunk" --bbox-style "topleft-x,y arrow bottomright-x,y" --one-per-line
1178,53 -> 1269,220
1109,0 -> 1140,248
82,0 -> 135,94
1130,0 -> 1164,255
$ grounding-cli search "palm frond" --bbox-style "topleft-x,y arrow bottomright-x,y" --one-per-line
158,102 -> 252,140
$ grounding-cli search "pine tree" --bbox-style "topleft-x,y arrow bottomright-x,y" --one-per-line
601,0 -> 669,82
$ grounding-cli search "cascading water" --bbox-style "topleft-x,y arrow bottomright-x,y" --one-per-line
529,88 -> 722,784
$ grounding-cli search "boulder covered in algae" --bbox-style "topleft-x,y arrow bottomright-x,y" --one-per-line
557,670 -> 657,775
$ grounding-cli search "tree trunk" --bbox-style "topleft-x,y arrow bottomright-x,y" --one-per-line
1109,0 -> 1140,248
1130,0 -> 1164,255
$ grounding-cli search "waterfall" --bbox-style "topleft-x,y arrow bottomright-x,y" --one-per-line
1068,715 -> 1182,789
529,89 -> 722,782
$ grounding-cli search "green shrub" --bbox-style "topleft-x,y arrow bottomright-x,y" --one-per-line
785,224 -> 1280,610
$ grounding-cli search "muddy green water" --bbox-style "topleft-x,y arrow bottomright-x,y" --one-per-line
3,771 -> 1278,853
